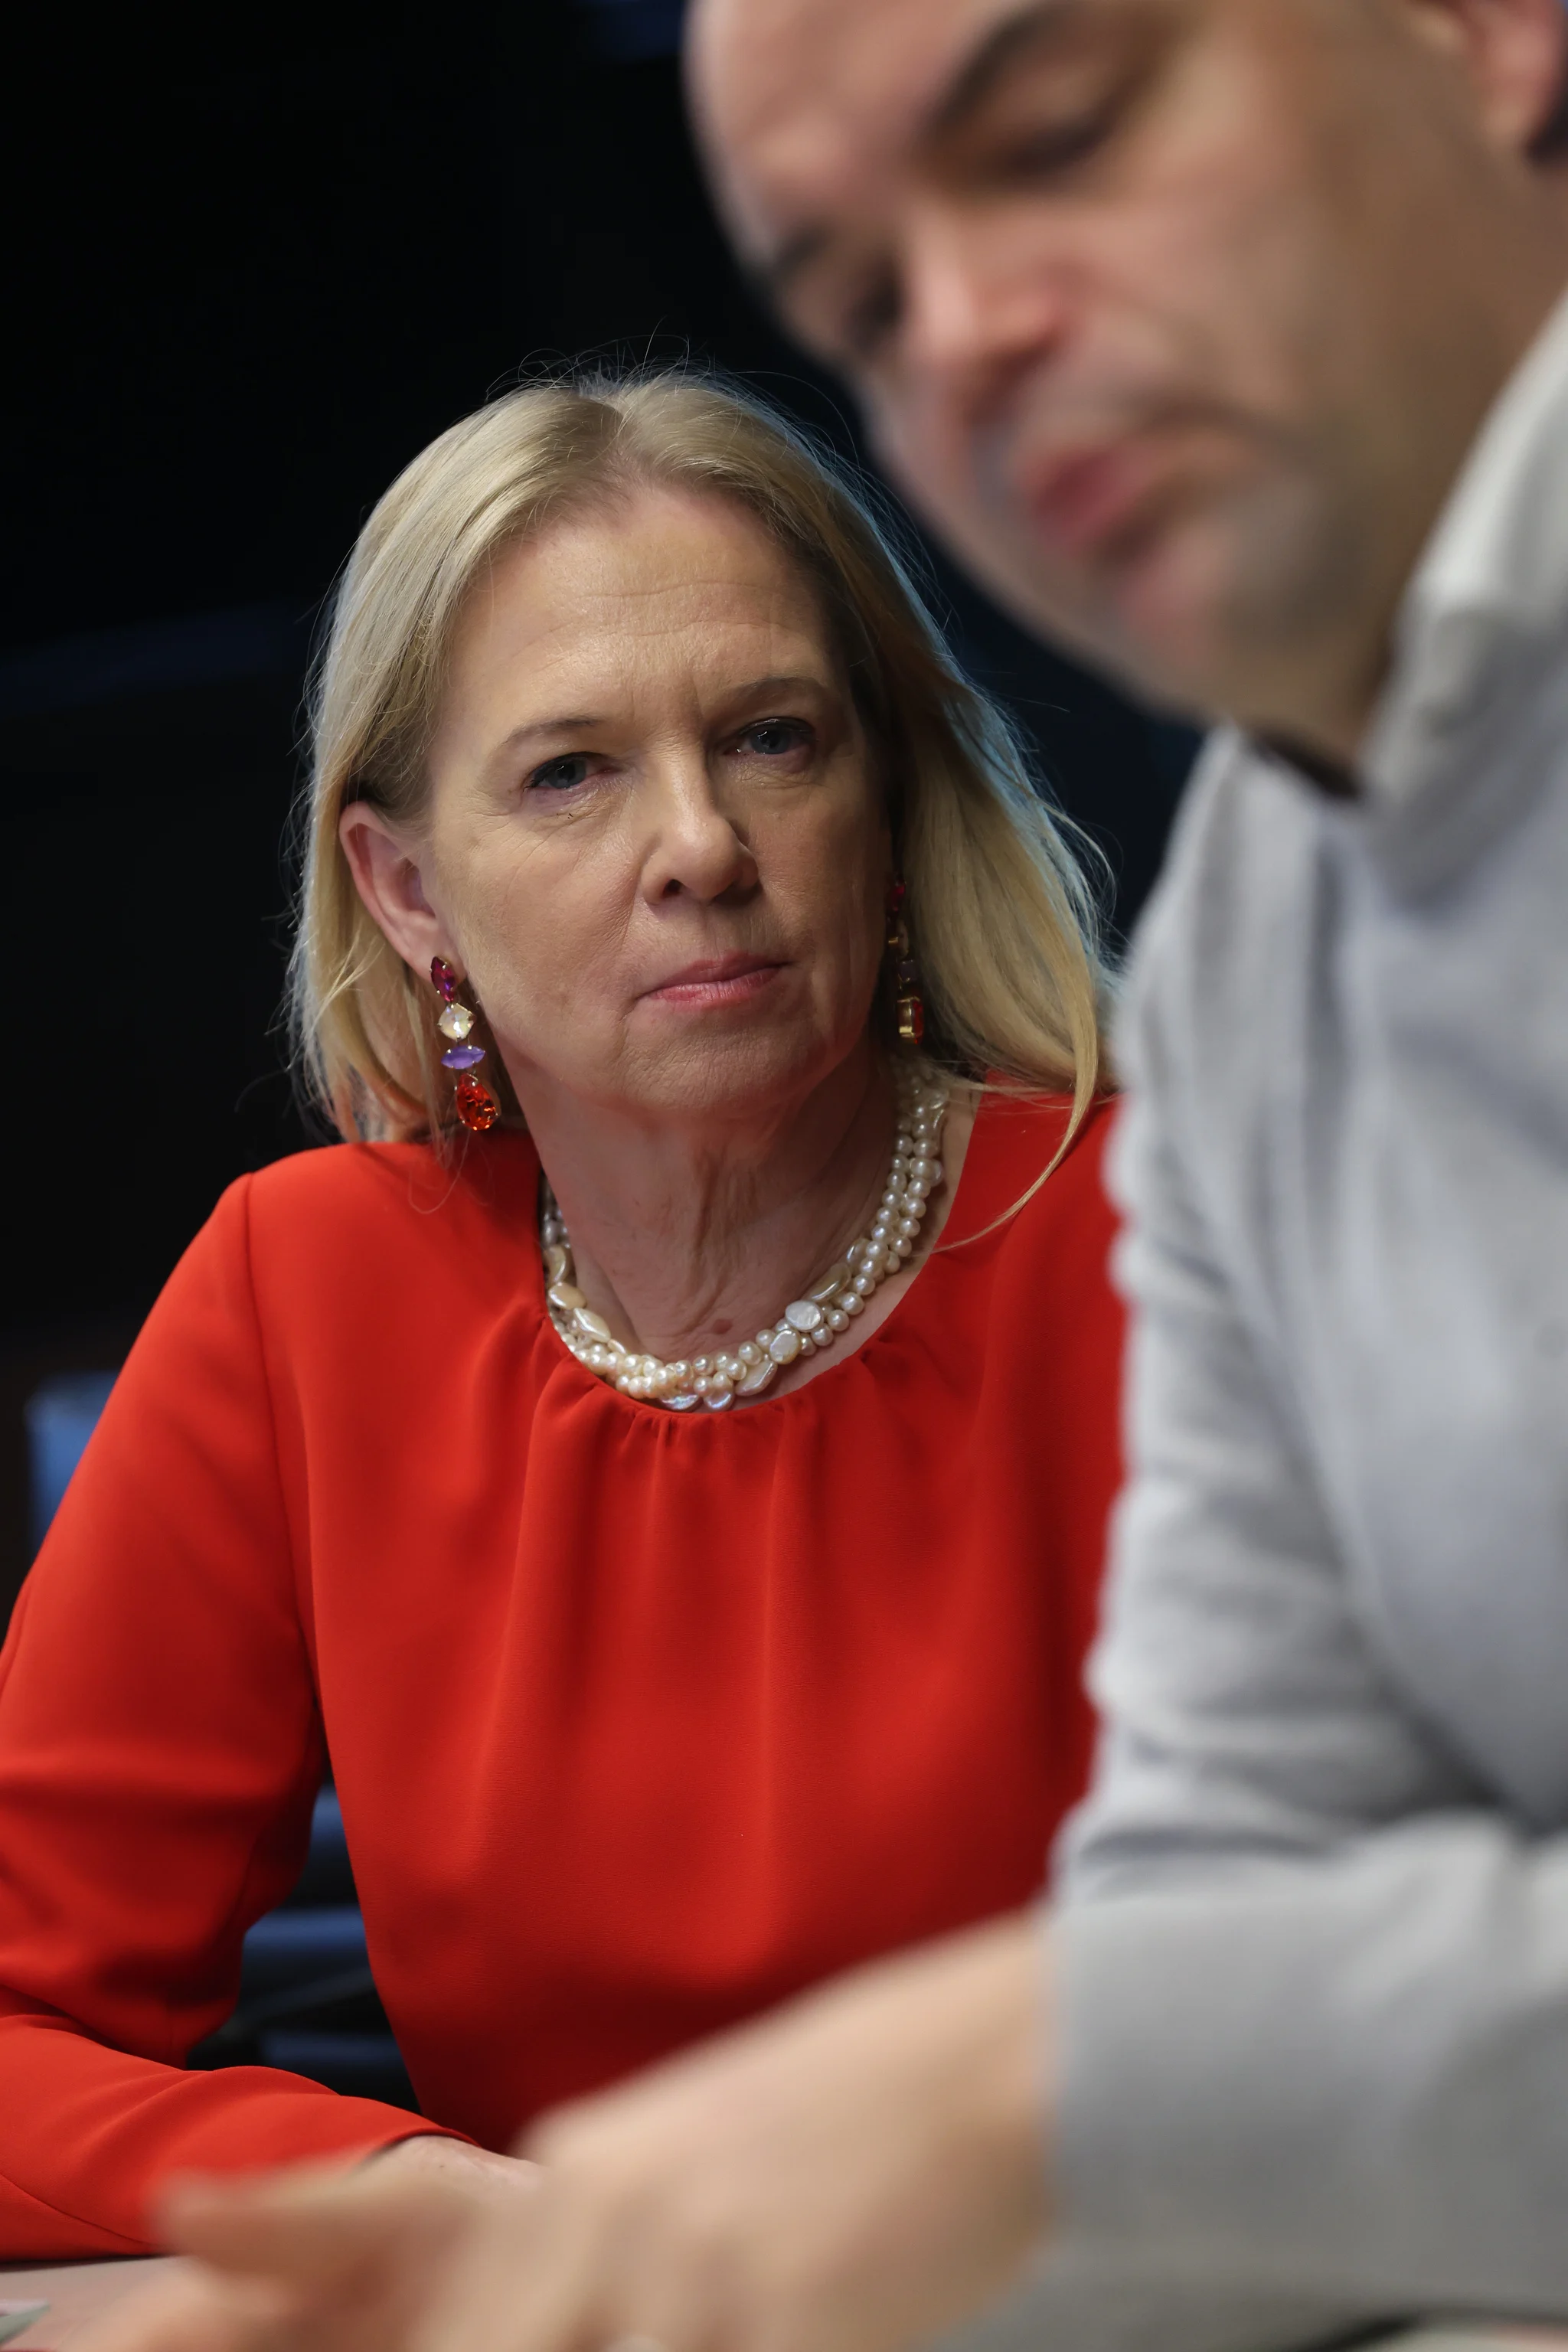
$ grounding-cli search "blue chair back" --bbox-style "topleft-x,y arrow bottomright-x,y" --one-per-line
24,1371 -> 119,1551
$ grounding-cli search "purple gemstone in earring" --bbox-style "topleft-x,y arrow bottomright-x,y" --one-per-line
441,1042 -> 486,1070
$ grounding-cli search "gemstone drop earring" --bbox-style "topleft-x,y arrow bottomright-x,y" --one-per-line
430,956 -> 499,1132
886,881 -> 925,1046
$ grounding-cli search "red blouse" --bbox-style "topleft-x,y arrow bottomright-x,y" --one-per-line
0,1094 -> 1122,2256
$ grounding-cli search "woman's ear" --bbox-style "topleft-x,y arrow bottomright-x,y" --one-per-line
339,804 -> 461,979
1401,0 -> 1568,153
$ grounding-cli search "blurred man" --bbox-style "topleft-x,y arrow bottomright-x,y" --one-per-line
101,6 -> 1568,2352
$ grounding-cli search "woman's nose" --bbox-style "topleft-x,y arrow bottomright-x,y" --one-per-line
642,764 -> 759,904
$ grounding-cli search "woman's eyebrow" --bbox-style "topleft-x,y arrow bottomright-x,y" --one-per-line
723,673 -> 831,702
495,714 -> 603,754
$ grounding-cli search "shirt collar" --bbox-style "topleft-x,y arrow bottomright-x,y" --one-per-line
1361,279 -> 1568,809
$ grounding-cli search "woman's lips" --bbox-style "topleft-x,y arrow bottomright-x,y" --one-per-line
640,955 -> 786,1009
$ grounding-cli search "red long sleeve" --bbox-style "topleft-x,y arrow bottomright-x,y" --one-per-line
0,1183 -> 440,2252
0,1096 -> 1123,2253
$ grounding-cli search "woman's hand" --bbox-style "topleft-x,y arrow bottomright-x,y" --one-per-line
72,2139 -> 536,2352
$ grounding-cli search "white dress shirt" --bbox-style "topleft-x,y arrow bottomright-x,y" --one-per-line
1052,280 -> 1568,2321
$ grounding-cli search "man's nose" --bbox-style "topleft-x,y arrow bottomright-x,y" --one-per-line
900,200 -> 1070,410
642,760 -> 759,903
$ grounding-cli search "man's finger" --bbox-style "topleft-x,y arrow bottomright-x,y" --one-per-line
160,2162 -> 472,2285
410,2180 -> 607,2352
71,2261 -> 296,2352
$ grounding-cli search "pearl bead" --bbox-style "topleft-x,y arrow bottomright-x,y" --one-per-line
540,1079 -> 946,1409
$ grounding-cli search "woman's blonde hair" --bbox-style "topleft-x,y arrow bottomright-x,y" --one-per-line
290,371 -> 1108,1148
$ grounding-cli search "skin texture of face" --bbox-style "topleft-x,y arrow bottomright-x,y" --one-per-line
347,484 -> 889,1138
691,0 -> 1568,755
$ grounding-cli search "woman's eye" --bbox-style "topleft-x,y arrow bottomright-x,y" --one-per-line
527,753 -> 595,792
738,718 -> 812,759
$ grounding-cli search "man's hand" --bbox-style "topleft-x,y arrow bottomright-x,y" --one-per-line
117,1913 -> 1049,2352
430,1911 -> 1051,2352
73,2139 -> 535,2352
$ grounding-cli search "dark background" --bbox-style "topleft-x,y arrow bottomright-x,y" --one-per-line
0,0 -> 1193,1615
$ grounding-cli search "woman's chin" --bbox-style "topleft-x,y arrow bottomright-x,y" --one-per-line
616,1024 -> 852,1128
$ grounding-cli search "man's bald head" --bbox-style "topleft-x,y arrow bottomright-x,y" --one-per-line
690,0 -> 1568,752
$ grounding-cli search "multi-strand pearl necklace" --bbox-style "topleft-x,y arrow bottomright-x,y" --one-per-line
540,1073 -> 950,1412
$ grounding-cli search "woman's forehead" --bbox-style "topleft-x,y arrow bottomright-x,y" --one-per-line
451,494 -> 841,695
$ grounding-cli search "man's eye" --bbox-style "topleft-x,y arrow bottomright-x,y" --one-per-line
740,718 -> 812,757
999,109 -> 1116,180
528,753 -> 594,792
985,70 -> 1142,187
841,275 -> 903,364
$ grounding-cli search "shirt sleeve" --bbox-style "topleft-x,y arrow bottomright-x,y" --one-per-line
1051,920 -> 1568,2317
0,1178 -> 445,2257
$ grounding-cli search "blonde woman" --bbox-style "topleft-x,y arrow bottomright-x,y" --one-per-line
0,376 -> 1122,2256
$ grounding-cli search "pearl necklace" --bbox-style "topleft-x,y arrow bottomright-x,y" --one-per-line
540,1073 -> 950,1412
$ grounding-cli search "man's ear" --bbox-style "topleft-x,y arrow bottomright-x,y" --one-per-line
339,802 -> 462,979
1399,0 -> 1568,155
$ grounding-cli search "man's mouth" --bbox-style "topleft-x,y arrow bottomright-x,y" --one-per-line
1021,433 -> 1174,565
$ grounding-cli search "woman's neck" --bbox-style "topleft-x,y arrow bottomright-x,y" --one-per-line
518,1044 -> 905,1367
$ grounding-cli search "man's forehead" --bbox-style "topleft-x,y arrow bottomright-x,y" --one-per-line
691,0 -> 1054,263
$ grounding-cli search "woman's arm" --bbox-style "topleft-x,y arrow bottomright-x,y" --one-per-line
0,1178 -> 443,2256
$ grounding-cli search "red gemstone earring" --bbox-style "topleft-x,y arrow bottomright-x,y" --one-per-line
430,957 -> 499,1132
886,881 -> 924,1046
